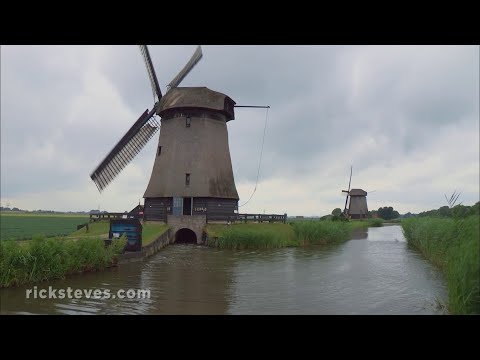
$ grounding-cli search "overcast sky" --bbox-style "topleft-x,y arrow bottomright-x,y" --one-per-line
1,45 -> 479,216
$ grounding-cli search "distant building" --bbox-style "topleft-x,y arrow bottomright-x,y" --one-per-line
129,205 -> 144,219
296,216 -> 304,219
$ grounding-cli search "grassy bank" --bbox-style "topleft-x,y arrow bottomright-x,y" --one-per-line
205,223 -> 298,249
0,235 -> 125,288
0,220 -> 169,288
141,222 -> 169,247
293,221 -> 351,245
69,221 -> 110,238
402,216 -> 479,315
204,219 -> 371,249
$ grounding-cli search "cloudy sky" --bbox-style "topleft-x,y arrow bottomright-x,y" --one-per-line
1,45 -> 478,216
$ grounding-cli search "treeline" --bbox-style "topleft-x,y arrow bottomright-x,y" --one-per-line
418,202 -> 479,219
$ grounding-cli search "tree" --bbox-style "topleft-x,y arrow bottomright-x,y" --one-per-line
377,206 -> 399,220
438,206 -> 450,217
332,208 -> 342,216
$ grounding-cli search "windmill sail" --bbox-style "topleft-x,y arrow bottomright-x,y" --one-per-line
90,106 -> 159,192
166,45 -> 203,92
139,45 -> 162,100
90,45 -> 203,193
343,165 -> 353,214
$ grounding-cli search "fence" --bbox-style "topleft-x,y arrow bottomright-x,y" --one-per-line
91,212 -> 287,224
207,213 -> 287,224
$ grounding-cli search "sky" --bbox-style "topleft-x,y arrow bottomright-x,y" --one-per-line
1,45 -> 479,216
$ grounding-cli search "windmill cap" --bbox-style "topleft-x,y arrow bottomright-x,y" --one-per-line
158,87 -> 236,121
349,189 -> 367,196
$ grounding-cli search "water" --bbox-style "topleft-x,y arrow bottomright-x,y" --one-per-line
0,225 -> 448,315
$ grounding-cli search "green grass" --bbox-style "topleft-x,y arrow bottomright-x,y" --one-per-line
0,234 -> 126,288
1,213 -> 89,241
69,221 -> 110,238
141,222 -> 169,247
204,220 -> 362,249
402,216 -> 479,315
205,223 -> 298,249
292,221 -> 351,245
0,218 -> 169,288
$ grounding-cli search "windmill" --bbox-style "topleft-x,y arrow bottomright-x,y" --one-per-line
90,45 -> 240,223
341,166 -> 369,219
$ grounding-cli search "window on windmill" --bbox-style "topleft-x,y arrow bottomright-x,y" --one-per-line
157,145 -> 162,156
186,116 -> 191,127
185,173 -> 190,186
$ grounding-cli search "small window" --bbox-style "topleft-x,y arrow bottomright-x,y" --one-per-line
157,145 -> 162,156
186,116 -> 191,127
185,173 -> 190,186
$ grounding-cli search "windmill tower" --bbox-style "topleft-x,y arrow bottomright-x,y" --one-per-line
90,45 -> 240,243
341,166 -> 368,219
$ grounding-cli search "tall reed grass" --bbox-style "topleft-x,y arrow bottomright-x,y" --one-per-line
207,223 -> 298,249
402,216 -> 479,315
292,221 -> 351,245
0,235 -> 125,288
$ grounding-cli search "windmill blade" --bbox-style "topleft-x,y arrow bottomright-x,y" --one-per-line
166,45 -> 203,92
348,165 -> 353,192
139,45 -> 162,100
90,104 -> 160,192
344,166 -> 353,213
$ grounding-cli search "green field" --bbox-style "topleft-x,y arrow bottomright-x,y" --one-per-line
1,213 -> 89,241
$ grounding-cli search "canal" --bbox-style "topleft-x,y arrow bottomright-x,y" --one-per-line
0,225 -> 448,314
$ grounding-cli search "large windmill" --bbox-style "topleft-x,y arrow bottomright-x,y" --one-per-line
341,166 -> 368,219
90,45 -> 239,223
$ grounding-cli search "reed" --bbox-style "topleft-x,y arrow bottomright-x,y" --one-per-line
292,221 -> 351,245
0,235 -> 125,288
206,223 -> 298,249
402,216 -> 479,314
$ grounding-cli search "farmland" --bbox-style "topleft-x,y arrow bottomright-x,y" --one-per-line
0,213 -> 89,241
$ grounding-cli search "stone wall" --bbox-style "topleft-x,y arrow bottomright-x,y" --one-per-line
167,215 -> 206,244
118,228 -> 172,264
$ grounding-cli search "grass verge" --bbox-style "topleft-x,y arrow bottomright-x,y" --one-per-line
141,222 -> 169,247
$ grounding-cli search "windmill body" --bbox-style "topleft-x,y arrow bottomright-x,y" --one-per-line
347,189 -> 368,219
341,166 -> 368,219
143,86 -> 239,221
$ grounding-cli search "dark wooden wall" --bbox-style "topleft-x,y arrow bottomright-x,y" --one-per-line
143,197 -> 238,222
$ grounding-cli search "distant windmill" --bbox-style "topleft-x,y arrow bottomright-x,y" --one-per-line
341,166 -> 368,219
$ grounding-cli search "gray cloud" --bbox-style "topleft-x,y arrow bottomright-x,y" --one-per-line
1,45 -> 478,214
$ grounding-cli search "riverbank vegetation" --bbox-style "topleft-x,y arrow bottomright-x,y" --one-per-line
205,223 -> 298,249
0,220 -> 169,288
0,235 -> 126,288
402,215 -> 479,315
204,218 -> 382,249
